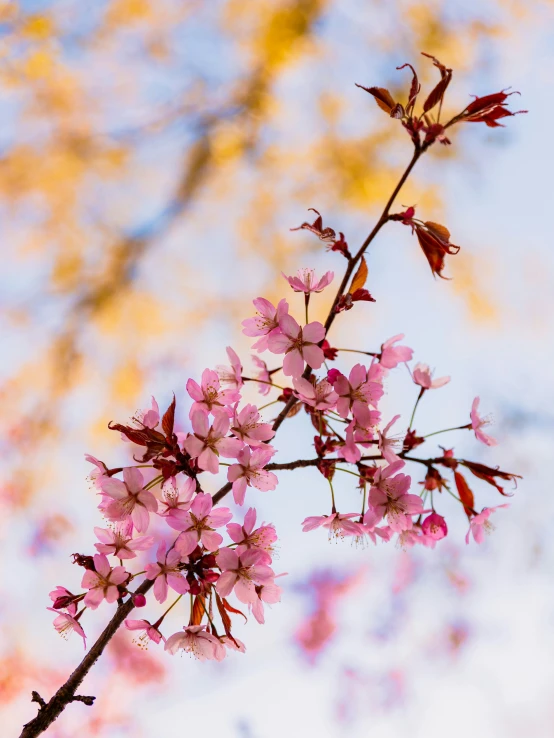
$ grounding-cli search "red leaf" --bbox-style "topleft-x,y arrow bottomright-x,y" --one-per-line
162,395 -> 176,438
396,62 -> 421,113
107,423 -> 152,447
291,208 -> 336,242
415,228 -> 448,279
350,288 -> 375,303
464,91 -> 511,116
349,257 -> 368,293
222,597 -> 248,623
454,472 -> 475,520
215,593 -> 232,636
421,52 -> 451,77
461,460 -> 521,496
423,73 -> 452,113
190,594 -> 206,626
355,84 -> 397,115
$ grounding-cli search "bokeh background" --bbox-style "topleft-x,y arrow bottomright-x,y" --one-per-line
1,1 -> 553,736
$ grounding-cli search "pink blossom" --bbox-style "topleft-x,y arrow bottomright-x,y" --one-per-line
216,548 -> 275,604
183,411 -> 243,474
396,528 -> 423,549
333,364 -> 383,424
186,369 -> 240,418
380,334 -> 413,369
293,377 -> 338,411
465,504 -> 509,545
49,586 -> 78,615
85,454 -> 109,490
172,492 -> 232,555
165,625 -> 220,660
94,521 -> 155,560
145,541 -> 190,603
283,268 -> 334,294
421,513 -> 448,540
47,609 -> 86,648
100,467 -> 158,533
216,346 -> 244,391
338,421 -> 362,463
412,363 -> 450,390
81,554 -> 128,609
230,403 -> 275,446
378,415 -> 402,465
251,576 -> 284,624
226,507 -> 278,560
470,397 -> 498,446
369,462 -> 423,532
301,512 -> 364,539
251,355 -> 271,396
338,414 -> 380,463
227,446 -> 278,506
219,635 -> 247,653
125,618 -> 164,646
368,359 -> 386,384
158,476 -> 196,527
135,396 -> 160,429
242,297 -> 289,352
360,506 -> 391,544
268,314 -> 325,378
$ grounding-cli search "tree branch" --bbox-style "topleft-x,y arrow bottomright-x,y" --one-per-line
271,145 -> 425,434
19,579 -> 153,738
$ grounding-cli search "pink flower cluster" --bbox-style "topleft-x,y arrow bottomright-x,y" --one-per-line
47,256 -> 516,663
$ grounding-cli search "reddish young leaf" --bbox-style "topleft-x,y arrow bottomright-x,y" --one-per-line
190,594 -> 206,626
222,597 -> 248,622
464,91 -> 513,116
349,257 -> 368,293
461,460 -> 521,496
350,288 -> 375,303
291,208 -> 336,242
414,222 -> 460,279
355,84 -> 397,115
328,232 -> 351,258
454,471 -> 475,520
215,592 -> 233,636
421,52 -> 452,78
162,395 -> 176,438
423,73 -> 452,113
459,90 -> 527,128
107,422 -> 165,448
415,228 -> 449,279
396,62 -> 421,114
424,221 -> 451,243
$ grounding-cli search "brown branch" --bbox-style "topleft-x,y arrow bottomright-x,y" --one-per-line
271,144 -> 426,434
19,579 -> 153,738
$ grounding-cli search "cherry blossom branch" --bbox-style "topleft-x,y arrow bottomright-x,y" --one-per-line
20,56 -> 525,738
19,579 -> 154,738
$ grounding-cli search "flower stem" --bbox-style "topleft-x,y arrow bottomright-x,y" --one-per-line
408,387 -> 425,431
257,399 -> 280,412
328,479 -> 337,513
424,424 -> 471,439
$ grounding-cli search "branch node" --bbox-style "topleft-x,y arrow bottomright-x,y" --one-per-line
31,691 -> 47,710
71,694 -> 96,706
